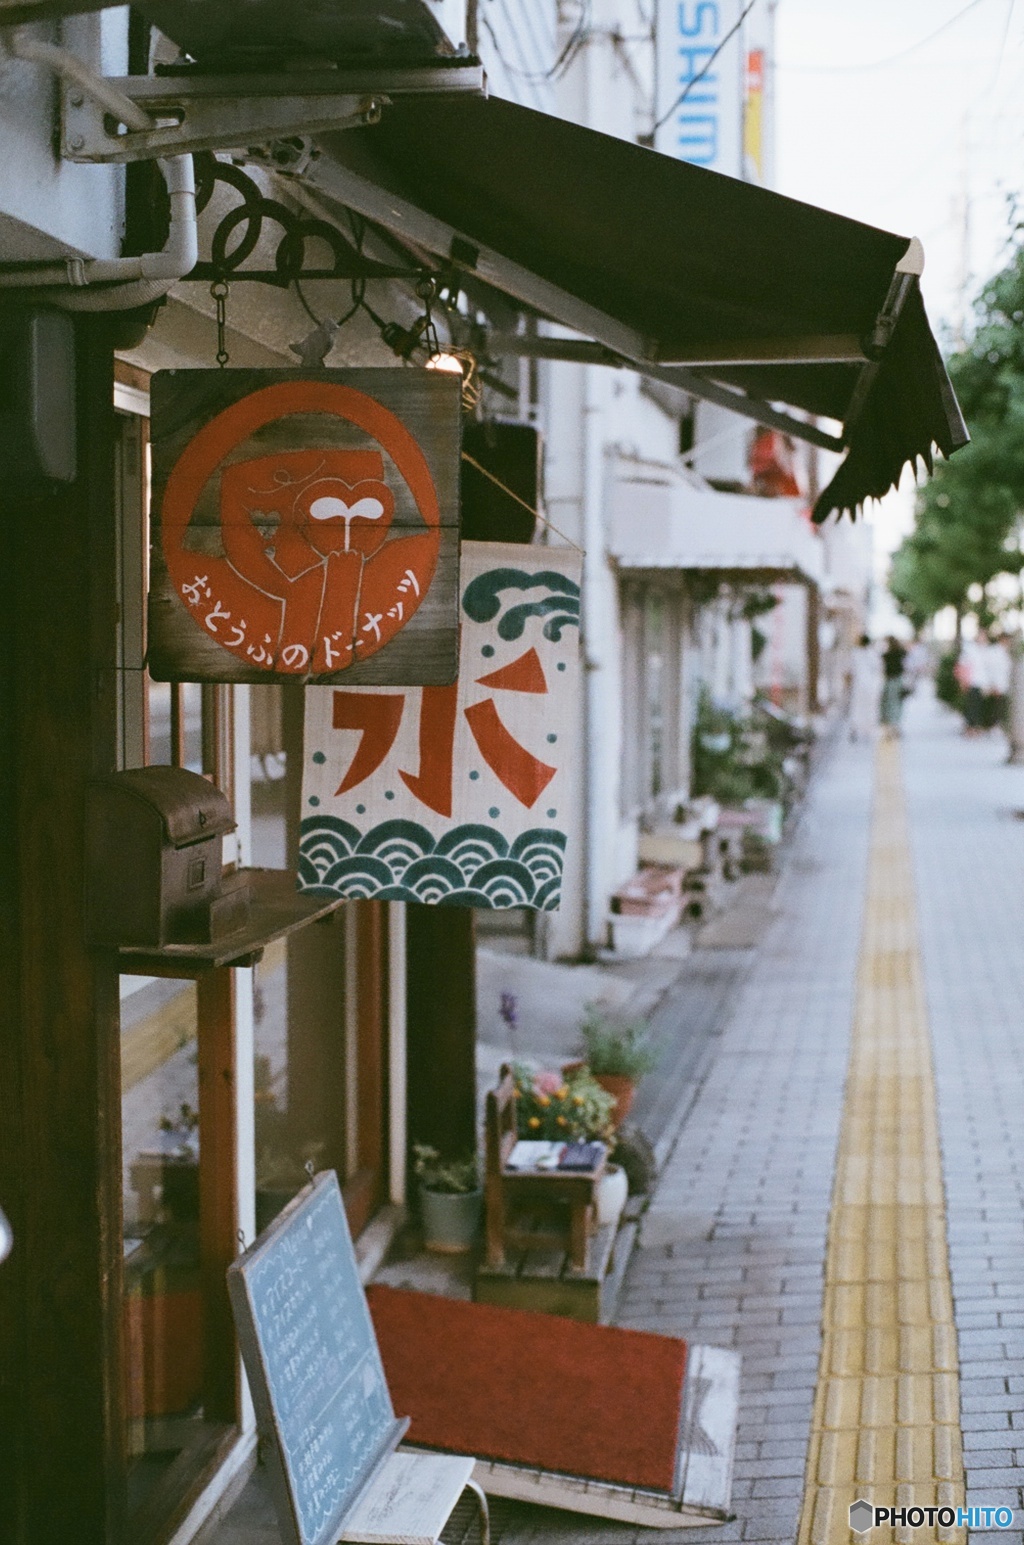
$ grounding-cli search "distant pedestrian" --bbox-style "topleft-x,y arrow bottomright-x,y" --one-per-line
849,634 -> 882,741
980,632 -> 1011,729
957,631 -> 990,734
880,636 -> 908,731
905,638 -> 931,686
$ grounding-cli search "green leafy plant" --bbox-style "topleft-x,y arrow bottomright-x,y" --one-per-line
935,648 -> 964,711
694,687 -> 736,742
412,1144 -> 480,1195
577,1006 -> 656,1079
692,690 -> 796,807
511,1064 -> 616,1142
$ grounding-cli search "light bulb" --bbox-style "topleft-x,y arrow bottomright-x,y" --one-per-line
426,351 -> 465,375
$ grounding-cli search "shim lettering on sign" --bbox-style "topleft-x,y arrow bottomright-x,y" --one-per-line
299,542 -> 581,911
148,369 -> 461,684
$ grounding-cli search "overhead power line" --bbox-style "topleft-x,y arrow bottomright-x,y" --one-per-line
654,0 -> 759,134
780,0 -> 995,75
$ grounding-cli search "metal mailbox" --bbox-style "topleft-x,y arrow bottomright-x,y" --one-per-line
87,766 -> 243,948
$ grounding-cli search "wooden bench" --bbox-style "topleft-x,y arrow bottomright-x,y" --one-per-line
227,1171 -> 489,1545
483,1065 -> 604,1273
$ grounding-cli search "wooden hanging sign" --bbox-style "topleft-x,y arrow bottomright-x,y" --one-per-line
147,369 -> 461,684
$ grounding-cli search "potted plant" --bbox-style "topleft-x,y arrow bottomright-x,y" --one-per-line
575,1007 -> 657,1128
510,1064 -> 626,1233
413,1145 -> 483,1254
695,689 -> 735,755
510,1064 -> 617,1143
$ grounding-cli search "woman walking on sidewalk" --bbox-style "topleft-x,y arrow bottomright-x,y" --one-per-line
880,636 -> 908,732
849,634 -> 882,741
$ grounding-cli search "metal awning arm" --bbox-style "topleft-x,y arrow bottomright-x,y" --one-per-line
641,363 -> 844,453
842,236 -> 924,436
295,154 -> 846,454
45,59 -> 485,162
482,335 -> 844,453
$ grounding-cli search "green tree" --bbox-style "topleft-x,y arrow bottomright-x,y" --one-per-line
890,243 -> 1024,628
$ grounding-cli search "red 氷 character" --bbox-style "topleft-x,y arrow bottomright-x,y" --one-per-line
330,647 -> 557,818
161,380 -> 441,675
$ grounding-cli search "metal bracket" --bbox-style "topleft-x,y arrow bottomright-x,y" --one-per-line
60,64 -> 486,163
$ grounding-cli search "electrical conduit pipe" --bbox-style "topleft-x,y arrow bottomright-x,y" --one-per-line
0,30 -> 198,308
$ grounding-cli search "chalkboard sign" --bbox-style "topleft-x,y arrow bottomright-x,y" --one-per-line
227,1172 -> 406,1545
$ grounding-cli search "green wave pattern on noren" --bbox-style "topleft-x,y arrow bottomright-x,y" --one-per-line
461,567 -> 581,642
298,816 -> 566,910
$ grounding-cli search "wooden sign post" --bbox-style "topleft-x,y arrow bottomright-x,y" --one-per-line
148,370 -> 461,685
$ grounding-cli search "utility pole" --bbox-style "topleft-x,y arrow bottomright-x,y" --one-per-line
1008,633 -> 1024,764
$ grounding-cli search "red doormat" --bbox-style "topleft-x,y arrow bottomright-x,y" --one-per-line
367,1285 -> 688,1492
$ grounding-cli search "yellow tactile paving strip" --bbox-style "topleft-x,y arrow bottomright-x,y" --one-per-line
796,738 -> 966,1544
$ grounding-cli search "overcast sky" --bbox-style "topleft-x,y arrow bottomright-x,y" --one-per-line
776,0 -> 1024,334
774,0 -> 1024,598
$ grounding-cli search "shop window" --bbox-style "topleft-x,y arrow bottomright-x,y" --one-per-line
250,686 -> 357,1233
646,590 -> 666,798
111,388 -> 390,1537
147,680 -> 203,770
115,398 -> 238,1530
120,976 -> 235,1521
620,582 -> 686,818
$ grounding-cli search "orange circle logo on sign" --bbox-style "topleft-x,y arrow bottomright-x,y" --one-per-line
162,380 -> 442,675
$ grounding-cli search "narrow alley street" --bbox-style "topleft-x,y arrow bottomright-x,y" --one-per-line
485,689 -> 1024,1545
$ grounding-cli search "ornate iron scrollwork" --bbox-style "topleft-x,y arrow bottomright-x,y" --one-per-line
187,153 -> 422,285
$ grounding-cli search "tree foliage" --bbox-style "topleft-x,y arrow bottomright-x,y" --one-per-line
890,246 -> 1024,628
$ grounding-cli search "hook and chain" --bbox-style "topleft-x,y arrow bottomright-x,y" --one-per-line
211,279 -> 230,368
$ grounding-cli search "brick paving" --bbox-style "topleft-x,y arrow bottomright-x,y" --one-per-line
489,722 -> 876,1544
903,692 -> 1024,1541
208,690 -> 1024,1545
796,736 -> 963,1543
493,692 -> 1024,1544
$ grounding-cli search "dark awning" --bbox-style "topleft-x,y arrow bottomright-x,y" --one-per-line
304,94 -> 967,521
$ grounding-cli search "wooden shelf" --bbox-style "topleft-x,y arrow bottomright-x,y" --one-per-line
115,869 -> 344,977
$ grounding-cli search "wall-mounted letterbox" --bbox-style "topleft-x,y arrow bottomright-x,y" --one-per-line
87,766 -> 246,948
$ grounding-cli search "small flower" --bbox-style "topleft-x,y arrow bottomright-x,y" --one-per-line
572,1094 -> 584,1106
534,1070 -> 563,1097
537,1094 -> 550,1107
528,1115 -> 541,1129
499,991 -> 519,1030
557,1085 -> 568,1100
556,1115 -> 567,1127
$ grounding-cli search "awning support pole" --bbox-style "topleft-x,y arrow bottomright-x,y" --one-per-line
842,237 -> 925,437
484,334 -> 845,453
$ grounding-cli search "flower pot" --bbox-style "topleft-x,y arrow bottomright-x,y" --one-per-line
595,1163 -> 629,1229
419,1185 -> 483,1254
593,1073 -> 636,1128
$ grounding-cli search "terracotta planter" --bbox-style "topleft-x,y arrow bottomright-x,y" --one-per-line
593,1073 -> 636,1128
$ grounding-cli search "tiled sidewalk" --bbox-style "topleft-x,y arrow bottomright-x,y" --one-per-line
490,722 -> 877,1543
494,693 -> 1024,1545
796,736 -> 963,1543
903,693 -> 1024,1540
210,693 -> 1024,1545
